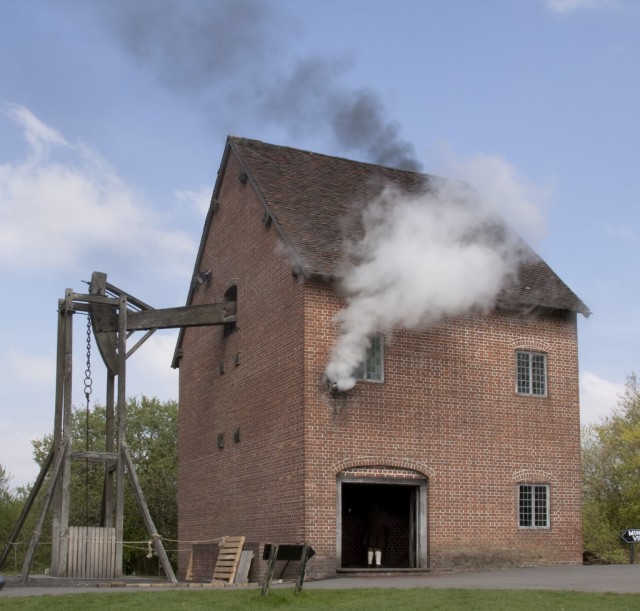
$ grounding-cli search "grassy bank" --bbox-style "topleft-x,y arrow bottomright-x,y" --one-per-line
0,588 -> 638,610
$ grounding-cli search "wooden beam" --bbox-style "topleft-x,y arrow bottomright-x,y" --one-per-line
20,439 -> 67,583
115,295 -> 127,578
71,451 -> 118,463
121,444 -> 177,584
101,371 -> 115,528
295,544 -> 310,592
261,544 -> 279,596
92,302 -> 236,333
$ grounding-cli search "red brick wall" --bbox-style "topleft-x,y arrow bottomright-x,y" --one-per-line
178,151 -> 583,580
302,281 -> 582,574
177,152 -> 306,580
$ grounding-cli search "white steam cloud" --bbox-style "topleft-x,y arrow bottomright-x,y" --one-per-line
324,180 -> 527,391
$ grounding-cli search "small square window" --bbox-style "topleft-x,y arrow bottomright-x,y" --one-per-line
519,484 -> 549,528
516,351 -> 547,396
355,335 -> 384,382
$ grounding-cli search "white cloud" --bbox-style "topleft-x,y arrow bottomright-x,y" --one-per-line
0,104 -> 196,274
3,102 -> 67,157
580,370 -> 623,425
175,186 -> 211,217
545,0 -> 617,14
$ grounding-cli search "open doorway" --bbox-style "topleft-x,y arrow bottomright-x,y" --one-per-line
338,480 -> 426,569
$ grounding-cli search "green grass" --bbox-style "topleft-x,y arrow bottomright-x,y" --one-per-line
0,588 -> 639,610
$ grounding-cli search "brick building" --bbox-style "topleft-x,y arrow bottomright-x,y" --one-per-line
173,137 -> 589,579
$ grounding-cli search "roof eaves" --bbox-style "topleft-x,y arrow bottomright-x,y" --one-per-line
227,137 -> 313,281
171,138 -> 234,368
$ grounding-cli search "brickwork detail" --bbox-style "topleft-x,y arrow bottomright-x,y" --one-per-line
512,469 -> 557,482
510,337 -> 552,352
332,458 -> 435,479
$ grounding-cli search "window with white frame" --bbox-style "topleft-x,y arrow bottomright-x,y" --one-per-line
355,335 -> 384,382
519,484 -> 549,528
516,351 -> 547,396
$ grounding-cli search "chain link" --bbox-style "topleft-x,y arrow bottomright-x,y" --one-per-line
84,315 -> 93,401
84,314 -> 92,527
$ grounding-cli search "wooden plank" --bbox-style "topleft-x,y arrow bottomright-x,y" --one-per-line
67,527 -> 77,578
185,551 -> 194,582
234,550 -> 254,584
71,451 -> 118,463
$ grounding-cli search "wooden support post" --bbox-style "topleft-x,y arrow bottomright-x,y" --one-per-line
51,290 -> 74,577
114,295 -> 127,578
50,301 -> 67,576
10,271 -> 241,582
101,371 -> 115,528
20,439 -> 68,583
295,543 -> 310,592
261,544 -> 279,597
121,444 -> 177,583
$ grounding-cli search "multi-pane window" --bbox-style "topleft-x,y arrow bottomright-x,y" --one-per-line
516,351 -> 547,396
519,484 -> 549,528
355,335 -> 384,382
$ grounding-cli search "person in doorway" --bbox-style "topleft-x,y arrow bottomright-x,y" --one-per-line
364,503 -> 387,568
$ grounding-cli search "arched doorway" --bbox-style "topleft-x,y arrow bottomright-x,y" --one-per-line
337,475 -> 427,569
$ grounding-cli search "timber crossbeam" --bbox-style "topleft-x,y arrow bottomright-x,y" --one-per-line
92,302 -> 236,332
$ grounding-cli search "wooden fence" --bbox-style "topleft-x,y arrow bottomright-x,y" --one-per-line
67,526 -> 116,578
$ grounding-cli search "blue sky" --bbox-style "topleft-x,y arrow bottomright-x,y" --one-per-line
1,0 -> 638,489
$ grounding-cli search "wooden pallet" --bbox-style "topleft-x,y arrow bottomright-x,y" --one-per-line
212,536 -> 245,584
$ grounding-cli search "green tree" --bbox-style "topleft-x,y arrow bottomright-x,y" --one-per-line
582,374 -> 640,563
30,396 -> 178,574
0,465 -> 31,572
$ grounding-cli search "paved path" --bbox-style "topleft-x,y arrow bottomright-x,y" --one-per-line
2,565 -> 640,597
305,565 -> 640,593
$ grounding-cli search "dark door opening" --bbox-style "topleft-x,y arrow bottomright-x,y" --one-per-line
340,482 -> 418,568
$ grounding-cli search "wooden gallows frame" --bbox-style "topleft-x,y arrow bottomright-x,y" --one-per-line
1,271 -> 235,583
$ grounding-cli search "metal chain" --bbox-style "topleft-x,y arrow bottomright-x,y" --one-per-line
84,315 -> 93,402
84,315 -> 92,526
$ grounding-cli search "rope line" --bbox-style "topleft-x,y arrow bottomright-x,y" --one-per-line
2,534 -> 229,547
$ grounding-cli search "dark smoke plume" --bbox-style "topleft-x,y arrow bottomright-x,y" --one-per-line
99,0 -> 274,91
94,0 -> 422,171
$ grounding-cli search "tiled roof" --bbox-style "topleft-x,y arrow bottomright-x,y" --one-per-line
227,136 -> 590,317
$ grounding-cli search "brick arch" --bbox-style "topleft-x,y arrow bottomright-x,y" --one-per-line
512,469 -> 557,483
510,337 -> 552,352
331,456 -> 435,479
